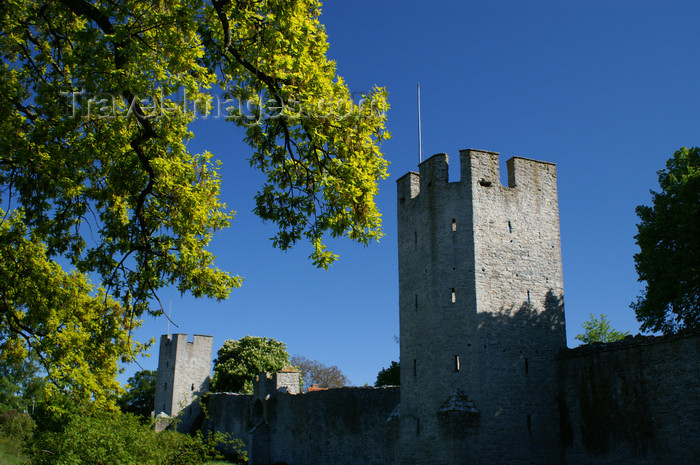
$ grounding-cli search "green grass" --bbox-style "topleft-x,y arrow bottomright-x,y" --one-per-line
0,438 -> 27,465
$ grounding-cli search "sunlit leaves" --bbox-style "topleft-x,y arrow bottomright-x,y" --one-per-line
211,336 -> 291,394
0,0 -> 389,407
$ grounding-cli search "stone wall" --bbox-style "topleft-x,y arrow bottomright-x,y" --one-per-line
206,386 -> 399,465
558,330 -> 700,465
206,392 -> 252,458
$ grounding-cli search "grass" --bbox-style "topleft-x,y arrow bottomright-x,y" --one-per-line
0,437 -> 27,465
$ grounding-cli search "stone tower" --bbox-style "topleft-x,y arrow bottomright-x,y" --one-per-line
396,149 -> 566,464
154,333 -> 213,433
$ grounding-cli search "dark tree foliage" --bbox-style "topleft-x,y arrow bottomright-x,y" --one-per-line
117,370 -> 157,421
375,361 -> 400,387
290,355 -> 349,388
632,147 -> 700,333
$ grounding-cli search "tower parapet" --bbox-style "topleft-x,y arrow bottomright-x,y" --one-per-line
397,148 -> 566,464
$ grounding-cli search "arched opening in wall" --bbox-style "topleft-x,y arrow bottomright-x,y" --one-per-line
252,399 -> 264,426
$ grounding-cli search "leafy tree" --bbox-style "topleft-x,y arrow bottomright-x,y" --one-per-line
575,314 -> 629,344
632,147 -> 700,333
212,336 -> 290,393
375,361 -> 400,387
0,0 -> 389,407
290,355 -> 349,388
117,369 -> 156,421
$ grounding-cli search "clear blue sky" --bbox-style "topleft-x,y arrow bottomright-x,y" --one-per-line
127,0 -> 700,387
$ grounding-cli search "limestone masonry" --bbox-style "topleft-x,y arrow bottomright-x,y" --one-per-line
156,149 -> 700,464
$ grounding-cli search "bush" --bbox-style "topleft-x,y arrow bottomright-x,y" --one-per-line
30,409 -> 243,465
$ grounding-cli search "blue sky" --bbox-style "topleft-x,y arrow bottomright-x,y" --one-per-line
127,0 -> 700,386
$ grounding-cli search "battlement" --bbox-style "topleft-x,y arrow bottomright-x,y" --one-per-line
396,149 -> 557,202
163,333 -> 214,348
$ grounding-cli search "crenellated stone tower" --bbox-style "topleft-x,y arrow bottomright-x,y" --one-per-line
396,149 -> 566,464
154,333 -> 213,433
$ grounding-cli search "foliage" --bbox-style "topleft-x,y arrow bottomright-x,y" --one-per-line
575,314 -> 629,344
0,0 -> 389,408
117,369 -> 156,421
290,355 -> 349,388
30,408 -> 242,465
212,336 -> 290,393
631,147 -> 700,333
375,361 -> 400,387
0,351 -> 45,413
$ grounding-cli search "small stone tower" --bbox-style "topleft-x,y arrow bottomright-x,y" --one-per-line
154,333 -> 213,433
396,149 -> 566,464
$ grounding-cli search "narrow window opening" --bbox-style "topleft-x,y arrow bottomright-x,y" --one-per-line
451,288 -> 456,303
413,359 -> 417,377
414,231 -> 417,246
525,358 -> 529,374
415,294 -> 418,310
191,383 -> 195,391
527,290 -> 531,305
454,355 -> 460,372
527,415 -> 532,433
451,219 -> 457,231
164,382 -> 167,391
416,418 -> 420,436
508,221 -> 513,233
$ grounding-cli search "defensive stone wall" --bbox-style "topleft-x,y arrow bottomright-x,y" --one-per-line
206,386 -> 400,465
558,330 -> 700,465
205,392 -> 252,457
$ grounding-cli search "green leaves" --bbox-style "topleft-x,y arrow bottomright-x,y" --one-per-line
1,0 -> 389,408
212,336 -> 290,393
631,147 -> 700,333
575,314 -> 629,345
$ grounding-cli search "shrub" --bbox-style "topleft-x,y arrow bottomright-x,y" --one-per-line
30,409 -> 242,465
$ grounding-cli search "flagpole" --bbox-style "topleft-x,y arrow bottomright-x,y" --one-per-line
417,83 -> 423,164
